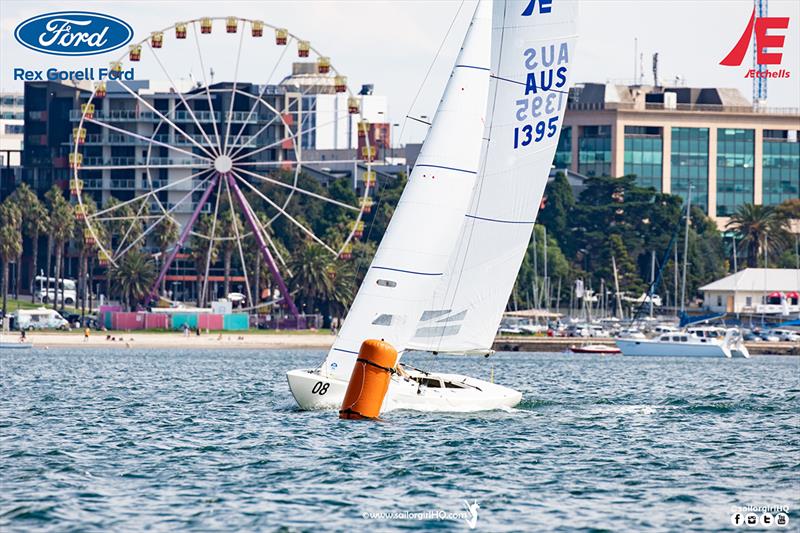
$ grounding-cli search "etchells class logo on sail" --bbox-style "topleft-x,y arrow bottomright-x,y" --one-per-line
719,7 -> 791,79
14,11 -> 133,56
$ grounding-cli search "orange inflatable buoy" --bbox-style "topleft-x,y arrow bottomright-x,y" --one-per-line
339,339 -> 398,420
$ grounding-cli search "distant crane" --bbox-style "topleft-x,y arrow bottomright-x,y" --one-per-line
753,0 -> 768,104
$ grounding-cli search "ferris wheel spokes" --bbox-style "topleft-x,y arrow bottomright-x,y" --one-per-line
226,173 -> 300,318
83,116 -> 214,164
192,21 -> 223,153
222,20 -> 247,155
199,178 -> 223,307
237,186 -> 288,268
233,166 -> 360,212
226,81 -> 319,161
88,167 -> 213,220
111,77 -> 217,159
150,171 -> 222,302
145,41 -> 220,158
222,173 -> 253,306
225,36 -> 294,154
231,171 -> 337,255
113,171 -> 215,260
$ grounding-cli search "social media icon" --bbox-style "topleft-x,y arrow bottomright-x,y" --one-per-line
761,513 -> 773,526
775,513 -> 789,527
732,513 -> 744,526
746,513 -> 758,525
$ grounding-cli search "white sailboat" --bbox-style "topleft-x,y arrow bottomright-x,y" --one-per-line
288,0 -> 579,412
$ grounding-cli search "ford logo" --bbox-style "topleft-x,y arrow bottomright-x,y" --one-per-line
14,11 -> 133,56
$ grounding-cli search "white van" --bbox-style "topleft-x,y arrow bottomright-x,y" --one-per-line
13,308 -> 70,330
34,276 -> 77,305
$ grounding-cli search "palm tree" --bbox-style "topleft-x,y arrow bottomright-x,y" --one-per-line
288,242 -> 335,313
46,190 -> 75,310
726,204 -> 789,267
154,216 -> 179,296
0,200 -> 23,316
109,250 -> 156,311
11,183 -> 48,302
43,186 -> 63,297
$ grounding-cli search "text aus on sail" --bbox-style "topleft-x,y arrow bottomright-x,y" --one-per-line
513,42 -> 570,150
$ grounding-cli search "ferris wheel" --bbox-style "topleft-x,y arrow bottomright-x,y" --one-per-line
70,16 -> 374,321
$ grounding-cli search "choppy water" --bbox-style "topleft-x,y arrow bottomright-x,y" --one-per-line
1,348 -> 798,532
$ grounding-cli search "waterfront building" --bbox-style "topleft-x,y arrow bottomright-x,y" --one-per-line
1,92 -> 25,167
557,83 -> 799,226
700,268 -> 800,314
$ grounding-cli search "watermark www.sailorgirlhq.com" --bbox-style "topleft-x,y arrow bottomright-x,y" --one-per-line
362,500 -> 480,529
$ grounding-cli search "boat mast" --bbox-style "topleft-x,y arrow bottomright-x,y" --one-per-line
650,250 -> 656,318
612,256 -> 622,319
680,187 -> 692,314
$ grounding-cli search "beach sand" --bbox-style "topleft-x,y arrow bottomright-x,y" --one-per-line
15,331 -> 335,350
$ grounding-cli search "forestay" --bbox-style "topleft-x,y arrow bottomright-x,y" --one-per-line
321,0 -> 492,380
408,0 -> 579,354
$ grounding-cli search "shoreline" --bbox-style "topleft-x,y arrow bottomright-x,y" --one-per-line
8,331 -> 336,350
4,332 -> 798,354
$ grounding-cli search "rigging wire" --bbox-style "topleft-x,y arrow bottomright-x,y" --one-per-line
396,0 -> 467,147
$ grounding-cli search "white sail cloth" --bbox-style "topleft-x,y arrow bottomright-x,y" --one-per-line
408,0 -> 580,354
322,0 -> 492,380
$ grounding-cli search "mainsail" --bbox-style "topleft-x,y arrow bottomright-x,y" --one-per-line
321,0 -> 492,380
408,0 -> 579,353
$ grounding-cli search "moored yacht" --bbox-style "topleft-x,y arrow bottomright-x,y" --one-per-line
616,328 -> 749,358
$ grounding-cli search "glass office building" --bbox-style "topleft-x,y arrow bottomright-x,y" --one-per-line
578,125 -> 611,177
671,127 -> 709,212
623,126 -> 663,190
562,82 -> 799,225
716,128 -> 755,217
762,130 -> 800,206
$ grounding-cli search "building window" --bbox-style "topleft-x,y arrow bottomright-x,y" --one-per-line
624,126 -> 662,190
746,296 -> 752,306
716,128 -> 754,216
578,125 -> 611,177
762,129 -> 799,206
553,126 -> 572,169
717,295 -> 722,307
671,127 -> 709,212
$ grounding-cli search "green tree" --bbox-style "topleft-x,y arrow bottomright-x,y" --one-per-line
110,249 -> 156,311
154,216 -> 179,296
726,204 -> 789,267
538,171 -> 575,250
288,242 -> 335,313
10,183 -> 46,301
0,199 -> 23,316
45,187 -> 75,310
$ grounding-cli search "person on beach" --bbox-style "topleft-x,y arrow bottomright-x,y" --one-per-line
84,328 -> 90,342
19,330 -> 26,343
183,324 -> 189,337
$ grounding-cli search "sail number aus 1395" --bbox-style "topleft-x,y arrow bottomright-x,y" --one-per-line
513,116 -> 559,149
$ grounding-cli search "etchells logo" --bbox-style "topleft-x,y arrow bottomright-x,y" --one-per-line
720,7 -> 791,79
14,11 -> 133,56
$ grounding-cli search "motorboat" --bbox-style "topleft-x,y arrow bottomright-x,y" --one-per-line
616,328 -> 749,358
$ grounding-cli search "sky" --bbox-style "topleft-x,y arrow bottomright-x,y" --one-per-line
2,0 -> 799,145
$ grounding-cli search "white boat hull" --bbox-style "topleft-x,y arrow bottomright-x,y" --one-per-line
616,339 -> 733,358
287,367 -> 522,413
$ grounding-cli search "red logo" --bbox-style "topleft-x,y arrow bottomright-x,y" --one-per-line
720,7 -> 789,66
